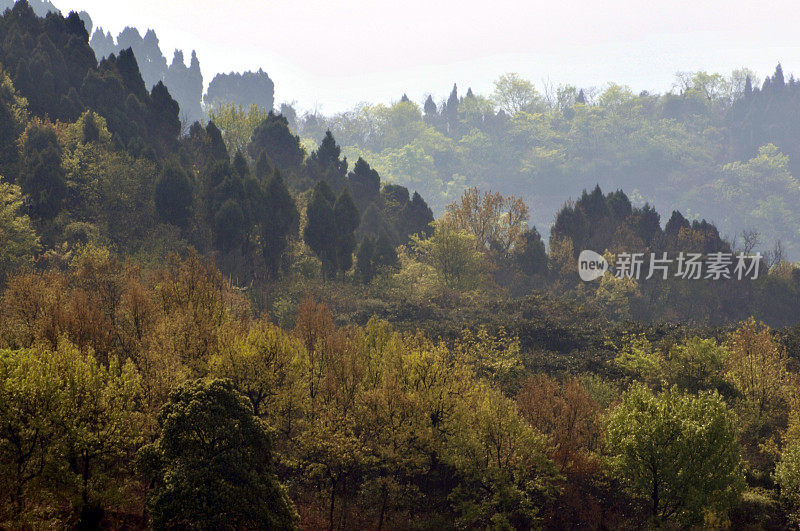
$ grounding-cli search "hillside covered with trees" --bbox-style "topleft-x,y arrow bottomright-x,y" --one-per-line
285,69 -> 800,261
2,1 -> 800,529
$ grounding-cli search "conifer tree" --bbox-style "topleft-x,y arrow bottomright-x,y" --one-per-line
355,236 -> 375,283
205,121 -> 229,161
214,199 -> 245,252
333,189 -> 360,274
307,131 -> 348,192
304,180 -> 337,278
347,157 -> 380,211
232,150 -> 249,178
154,158 -> 193,227
261,169 -> 298,276
373,229 -> 398,270
20,124 -> 67,220
423,94 -> 437,117
247,112 -> 304,172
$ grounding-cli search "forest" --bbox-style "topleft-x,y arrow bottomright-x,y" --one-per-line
1,0 -> 800,528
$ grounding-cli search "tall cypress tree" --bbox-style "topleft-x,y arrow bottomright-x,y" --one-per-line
247,112 -> 304,172
401,191 -> 434,240
445,83 -> 459,133
347,157 -> 380,212
20,124 -> 67,220
304,180 -> 337,278
261,169 -> 298,276
333,189 -> 360,274
307,131 -> 348,192
205,121 -> 229,162
155,158 -> 194,227
373,229 -> 398,270
355,236 -> 375,283
423,94 -> 437,122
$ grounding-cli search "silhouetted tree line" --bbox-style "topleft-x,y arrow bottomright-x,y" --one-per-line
204,68 -> 275,111
89,26 -> 204,123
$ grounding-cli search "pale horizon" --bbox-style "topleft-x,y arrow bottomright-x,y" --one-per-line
42,0 -> 800,113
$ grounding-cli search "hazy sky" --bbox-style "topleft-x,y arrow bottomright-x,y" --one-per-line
49,0 -> 800,113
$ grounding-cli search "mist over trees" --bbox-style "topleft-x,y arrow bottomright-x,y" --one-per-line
290,66 -> 800,260
3,1 -> 800,528
89,26 -> 204,123
204,68 -> 275,111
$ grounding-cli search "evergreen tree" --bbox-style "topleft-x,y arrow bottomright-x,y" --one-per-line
154,158 -> 193,227
606,189 -> 632,220
333,189 -> 360,274
204,68 -> 275,110
359,203 -> 394,241
115,47 -> 147,100
214,198 -> 245,252
445,83 -> 459,132
630,204 -> 662,244
304,180 -> 337,278
665,210 -> 690,237
255,150 -> 273,179
401,191 -> 434,239
516,227 -> 548,276
355,235 -> 375,283
247,111 -> 304,172
423,94 -> 437,117
261,169 -> 298,276
307,130 -> 348,192
576,184 -> 609,225
205,121 -> 229,162
20,124 -> 66,220
148,80 -> 181,153
232,150 -> 249,178
347,157 -> 380,212
773,63 -> 785,89
373,229 -> 398,270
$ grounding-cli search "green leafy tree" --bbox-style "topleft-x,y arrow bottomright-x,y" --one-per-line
139,379 -> 298,530
606,384 -> 744,525
409,221 -> 488,291
493,73 -> 541,114
0,346 -> 60,522
208,103 -> 271,155
0,339 -> 142,527
52,340 -> 143,527
0,182 -> 39,280
0,68 -> 28,177
445,386 -> 560,528
775,442 -> 800,523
